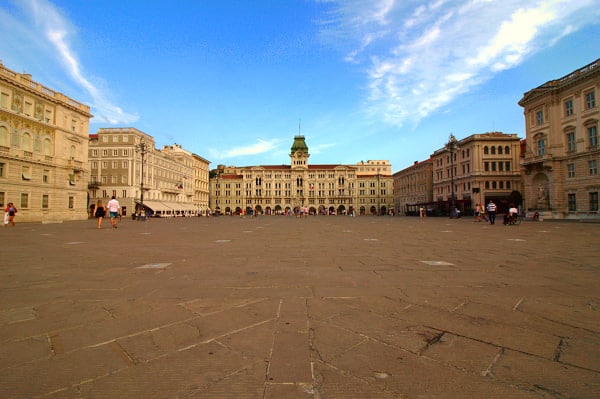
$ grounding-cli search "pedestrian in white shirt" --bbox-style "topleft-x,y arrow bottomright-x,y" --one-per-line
106,196 -> 120,228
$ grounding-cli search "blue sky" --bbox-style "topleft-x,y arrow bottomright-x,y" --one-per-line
1,0 -> 599,171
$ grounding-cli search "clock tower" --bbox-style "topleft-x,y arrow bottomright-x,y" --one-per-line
290,135 -> 309,169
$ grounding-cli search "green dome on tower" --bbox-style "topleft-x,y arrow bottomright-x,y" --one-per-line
290,135 -> 309,154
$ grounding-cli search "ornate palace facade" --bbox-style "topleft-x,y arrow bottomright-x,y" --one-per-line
0,61 -> 92,222
210,136 -> 394,216
519,58 -> 599,220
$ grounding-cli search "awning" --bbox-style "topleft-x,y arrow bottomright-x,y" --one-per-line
136,200 -> 172,212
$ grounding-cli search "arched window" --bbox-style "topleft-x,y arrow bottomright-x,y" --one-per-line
43,137 -> 53,156
484,146 -> 489,155
498,146 -> 503,155
22,132 -> 32,151
505,146 -> 510,154
491,146 -> 496,155
0,126 -> 8,147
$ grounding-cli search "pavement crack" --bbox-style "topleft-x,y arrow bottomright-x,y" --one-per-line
418,331 -> 444,355
553,337 -> 566,362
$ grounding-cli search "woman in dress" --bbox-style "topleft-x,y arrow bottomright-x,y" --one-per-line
94,199 -> 106,229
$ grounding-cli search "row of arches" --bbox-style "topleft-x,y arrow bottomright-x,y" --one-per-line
215,204 -> 391,216
483,145 -> 511,155
0,125 -> 55,155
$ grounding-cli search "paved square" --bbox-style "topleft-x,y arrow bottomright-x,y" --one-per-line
1,216 -> 598,398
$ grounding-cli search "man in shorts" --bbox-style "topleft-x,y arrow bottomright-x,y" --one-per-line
106,196 -> 121,228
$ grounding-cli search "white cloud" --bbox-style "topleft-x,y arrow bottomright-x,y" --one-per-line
5,0 -> 137,125
209,139 -> 280,159
319,0 -> 600,128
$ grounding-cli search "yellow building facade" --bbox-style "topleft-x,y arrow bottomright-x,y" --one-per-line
0,61 -> 92,222
210,136 -> 394,216
393,159 -> 433,215
519,59 -> 599,220
430,132 -> 522,214
88,128 -> 210,217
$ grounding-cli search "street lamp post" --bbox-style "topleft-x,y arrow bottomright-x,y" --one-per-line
447,134 -> 459,218
135,139 -> 149,217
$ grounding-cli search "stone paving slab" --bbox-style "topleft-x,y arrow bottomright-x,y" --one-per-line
0,216 -> 599,398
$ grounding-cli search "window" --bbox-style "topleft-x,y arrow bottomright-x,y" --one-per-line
102,149 -> 108,156
568,163 -> 575,178
568,193 -> 576,211
537,139 -> 546,156
498,146 -> 503,155
589,160 -> 598,176
0,191 -> 4,208
505,146 -> 510,154
0,162 -> 4,177
43,169 -> 50,183
491,146 -> 496,155
536,110 -> 544,125
567,132 -> 576,152
564,99 -> 574,116
22,132 -> 32,151
484,162 -> 489,172
113,149 -> 118,156
590,192 -> 599,212
0,92 -> 8,108
505,162 -> 511,171
22,166 -> 31,180
43,138 -> 52,156
21,192 -> 29,208
589,126 -> 598,148
68,196 -> 74,209
483,146 -> 489,155
0,126 -> 8,147
42,194 -> 49,209
585,90 -> 596,110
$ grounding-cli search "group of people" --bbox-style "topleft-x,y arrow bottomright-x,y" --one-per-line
3,203 -> 17,227
92,196 -> 121,229
474,200 -> 519,225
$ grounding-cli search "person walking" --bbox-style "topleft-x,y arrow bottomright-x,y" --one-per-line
486,200 -> 497,225
94,199 -> 106,229
5,202 -> 17,227
474,203 -> 481,222
106,196 -> 120,228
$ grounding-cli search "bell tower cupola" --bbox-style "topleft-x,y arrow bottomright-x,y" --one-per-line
290,135 -> 309,169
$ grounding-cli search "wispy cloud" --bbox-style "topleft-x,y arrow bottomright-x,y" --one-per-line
319,0 -> 600,128
209,139 -> 280,159
3,0 -> 137,125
